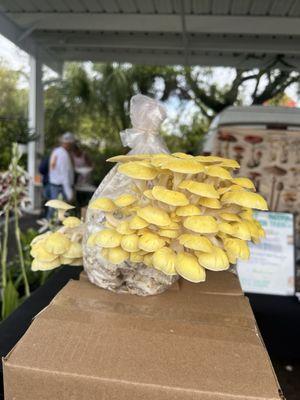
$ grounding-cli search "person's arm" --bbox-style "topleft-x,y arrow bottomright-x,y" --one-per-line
60,152 -> 73,201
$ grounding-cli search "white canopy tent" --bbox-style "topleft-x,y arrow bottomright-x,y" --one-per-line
1,0 -> 300,208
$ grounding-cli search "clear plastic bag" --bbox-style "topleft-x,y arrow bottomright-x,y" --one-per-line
83,95 -> 179,295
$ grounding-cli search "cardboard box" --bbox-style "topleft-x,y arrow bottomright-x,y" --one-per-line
3,271 -> 283,399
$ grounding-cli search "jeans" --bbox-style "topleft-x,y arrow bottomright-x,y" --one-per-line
47,184 -> 67,219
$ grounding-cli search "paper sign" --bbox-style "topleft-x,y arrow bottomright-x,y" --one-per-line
237,211 -> 295,296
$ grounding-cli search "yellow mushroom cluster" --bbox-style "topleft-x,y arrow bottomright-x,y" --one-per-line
86,152 -> 267,283
30,200 -> 84,271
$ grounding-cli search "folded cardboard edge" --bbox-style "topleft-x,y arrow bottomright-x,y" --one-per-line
2,362 -> 282,400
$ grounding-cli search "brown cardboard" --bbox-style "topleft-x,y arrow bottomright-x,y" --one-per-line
3,271 -> 282,400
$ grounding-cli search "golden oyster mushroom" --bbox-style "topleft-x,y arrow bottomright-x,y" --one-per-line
107,154 -> 151,163
129,215 -> 149,229
32,257 -> 62,271
230,222 -> 251,241
175,252 -> 206,283
137,206 -> 171,227
30,244 -> 59,262
63,241 -> 83,259
223,238 -> 250,261
118,161 -> 158,180
178,180 -> 219,199
164,221 -> 181,230
205,165 -> 232,180
121,234 -> 140,252
183,215 -> 218,234
130,252 -> 144,263
44,232 -> 71,255
221,191 -> 268,210
45,199 -> 75,220
86,232 -> 99,247
198,197 -> 221,209
178,233 -> 212,252
143,253 -> 154,267
197,247 -> 229,271
68,258 -> 83,266
94,229 -> 122,248
218,222 -> 236,236
152,186 -> 189,206
175,204 -> 201,217
89,197 -> 116,212
172,152 -> 194,159
106,247 -> 129,264
162,158 -> 204,174
240,208 -> 254,221
157,229 -> 180,239
143,190 -> 155,200
138,232 -> 165,252
116,220 -> 135,235
30,231 -> 51,246
152,247 -> 177,275
62,216 -> 82,228
114,194 -> 137,207
219,212 -> 241,222
231,177 -> 256,190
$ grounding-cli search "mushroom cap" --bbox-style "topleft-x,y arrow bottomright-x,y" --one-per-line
162,158 -> 204,174
157,229 -> 180,239
116,220 -> 136,235
137,206 -> 171,227
150,154 -> 174,168
44,232 -> 71,255
223,238 -> 250,260
172,152 -> 194,159
63,241 -> 83,259
129,215 -> 149,230
45,200 -> 74,210
178,180 -> 219,199
197,247 -> 229,271
152,247 -> 177,275
205,166 -> 232,180
118,161 -> 158,180
164,221 -> 181,230
243,220 -> 261,241
239,208 -> 253,221
32,257 -> 62,271
218,222 -> 236,236
94,229 -> 122,248
130,252 -> 144,263
221,191 -> 268,210
198,197 -> 221,209
218,184 -> 245,195
89,197 -> 116,212
114,194 -> 137,207
183,215 -> 218,234
62,216 -> 82,228
152,186 -> 189,206
218,159 -> 240,169
121,234 -> 140,252
230,222 -> 251,240
175,204 -> 201,216
178,233 -> 213,252
107,247 -> 129,264
219,212 -> 241,222
175,252 -> 206,283
194,155 -> 224,163
138,232 -> 165,252
86,232 -> 98,247
231,177 -> 255,190
30,232 -> 51,246
30,244 -> 59,262
107,154 -> 151,163
143,253 -> 153,267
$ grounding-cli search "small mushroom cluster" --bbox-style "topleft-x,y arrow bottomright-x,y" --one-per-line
30,200 -> 84,271
86,152 -> 267,284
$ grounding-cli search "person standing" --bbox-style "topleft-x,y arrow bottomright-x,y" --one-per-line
48,132 -> 75,212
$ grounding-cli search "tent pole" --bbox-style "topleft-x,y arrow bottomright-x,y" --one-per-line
28,55 -> 44,212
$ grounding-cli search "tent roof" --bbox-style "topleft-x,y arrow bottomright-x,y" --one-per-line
1,0 -> 300,72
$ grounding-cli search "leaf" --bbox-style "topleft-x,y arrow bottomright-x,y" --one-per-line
2,280 -> 20,319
